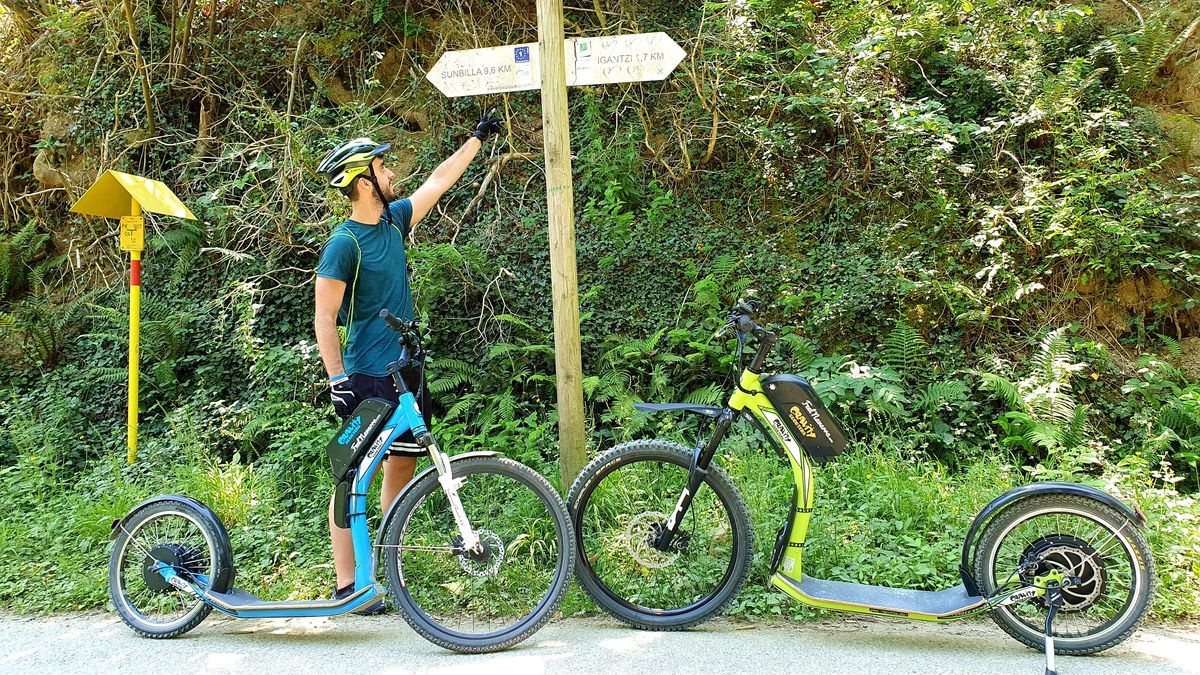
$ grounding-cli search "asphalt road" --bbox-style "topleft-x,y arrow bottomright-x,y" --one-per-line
2,612 -> 1196,674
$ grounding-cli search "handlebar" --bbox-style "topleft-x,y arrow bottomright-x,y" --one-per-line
379,309 -> 426,386
723,300 -> 776,374
379,308 -> 423,351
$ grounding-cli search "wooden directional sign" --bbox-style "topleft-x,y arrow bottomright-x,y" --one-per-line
427,32 -> 686,98
570,33 -> 686,87
426,41 -> 540,97
425,26 -> 688,485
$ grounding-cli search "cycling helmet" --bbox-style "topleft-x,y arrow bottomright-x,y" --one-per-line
316,137 -> 391,190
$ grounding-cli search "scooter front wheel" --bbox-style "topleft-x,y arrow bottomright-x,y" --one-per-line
568,440 -> 754,630
108,498 -> 233,638
380,456 -> 574,653
973,494 -> 1155,655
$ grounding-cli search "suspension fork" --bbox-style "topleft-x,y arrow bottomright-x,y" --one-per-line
653,407 -> 736,552
417,432 -> 482,552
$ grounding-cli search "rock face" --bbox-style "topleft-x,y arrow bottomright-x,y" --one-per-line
30,114 -> 91,191
1077,273 -> 1200,339
32,148 -> 67,188
1181,337 -> 1200,382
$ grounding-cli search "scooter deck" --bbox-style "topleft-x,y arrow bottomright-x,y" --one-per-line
204,584 -> 381,618
773,574 -> 986,620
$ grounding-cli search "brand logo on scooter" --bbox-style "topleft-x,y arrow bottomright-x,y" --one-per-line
761,409 -> 802,465
801,400 -> 834,443
768,414 -> 795,447
869,607 -> 909,617
364,427 -> 394,463
787,405 -> 817,438
339,417 -> 362,445
1005,588 -> 1039,604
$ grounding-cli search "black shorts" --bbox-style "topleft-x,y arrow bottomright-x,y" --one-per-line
343,370 -> 432,458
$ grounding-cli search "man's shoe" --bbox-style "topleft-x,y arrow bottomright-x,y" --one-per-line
333,584 -> 386,615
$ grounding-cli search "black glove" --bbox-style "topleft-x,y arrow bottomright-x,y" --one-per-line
472,107 -> 504,142
330,376 -> 356,418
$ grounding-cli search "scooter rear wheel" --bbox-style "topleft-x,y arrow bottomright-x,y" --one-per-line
108,499 -> 233,638
973,494 -> 1155,655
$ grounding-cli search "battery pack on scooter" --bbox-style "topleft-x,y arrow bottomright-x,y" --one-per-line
760,374 -> 847,464
325,398 -> 395,482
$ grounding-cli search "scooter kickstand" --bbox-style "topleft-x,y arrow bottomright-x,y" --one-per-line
1043,584 -> 1064,675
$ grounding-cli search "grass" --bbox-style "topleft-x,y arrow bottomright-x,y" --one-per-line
0,414 -> 1197,625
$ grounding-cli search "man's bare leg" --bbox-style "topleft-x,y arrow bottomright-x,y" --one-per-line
329,455 -> 416,593
381,454 -> 418,513
329,492 -> 355,590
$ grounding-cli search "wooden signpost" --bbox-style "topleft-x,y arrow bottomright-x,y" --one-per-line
426,16 -> 685,487
71,170 -> 196,463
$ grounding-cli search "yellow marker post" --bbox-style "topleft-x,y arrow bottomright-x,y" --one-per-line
71,170 -> 196,462
122,206 -> 143,464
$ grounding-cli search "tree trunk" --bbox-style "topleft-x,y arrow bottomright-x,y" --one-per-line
0,0 -> 36,38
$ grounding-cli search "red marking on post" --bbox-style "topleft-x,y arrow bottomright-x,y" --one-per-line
131,259 -> 141,286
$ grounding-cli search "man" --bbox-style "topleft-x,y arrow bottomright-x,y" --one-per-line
313,110 -> 503,606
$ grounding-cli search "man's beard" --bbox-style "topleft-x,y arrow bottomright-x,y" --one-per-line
375,183 -> 397,204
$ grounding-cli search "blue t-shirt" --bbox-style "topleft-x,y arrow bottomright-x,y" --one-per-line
316,199 -> 414,377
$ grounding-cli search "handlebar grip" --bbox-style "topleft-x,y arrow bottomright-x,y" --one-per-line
379,308 -> 406,331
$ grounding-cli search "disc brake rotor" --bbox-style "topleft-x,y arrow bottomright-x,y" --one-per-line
621,511 -> 691,569
1020,534 -> 1107,612
455,530 -> 504,578
142,544 -> 203,593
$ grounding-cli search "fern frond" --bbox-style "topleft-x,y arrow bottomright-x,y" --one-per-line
1111,14 -> 1200,93
881,320 -> 928,378
582,375 -> 602,399
492,313 -> 538,333
496,392 -> 516,422
708,254 -> 738,281
917,380 -> 968,411
486,341 -> 521,361
1025,421 -> 1061,451
88,366 -> 128,384
444,394 -> 482,421
1158,333 -> 1183,360
1030,327 -> 1071,381
981,373 -> 1025,411
1161,392 -> 1200,435
779,333 -> 817,369
1059,404 -> 1091,450
684,383 -> 722,405
526,373 -> 556,387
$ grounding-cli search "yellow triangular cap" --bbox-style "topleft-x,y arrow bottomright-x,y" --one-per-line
70,170 -> 196,220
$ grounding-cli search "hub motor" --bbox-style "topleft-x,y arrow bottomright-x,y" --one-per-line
142,544 -> 205,593
1019,534 -> 1107,612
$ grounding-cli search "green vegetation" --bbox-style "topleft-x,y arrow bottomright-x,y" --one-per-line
1,0 -> 1198,621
